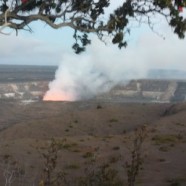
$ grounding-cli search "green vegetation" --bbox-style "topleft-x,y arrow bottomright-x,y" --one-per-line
152,134 -> 183,145
159,146 -> 170,152
82,152 -> 94,159
167,178 -> 186,186
1,1 -> 186,53
78,164 -> 123,186
65,164 -> 80,170
74,120 -> 78,124
109,118 -> 119,123
63,143 -> 78,150
112,146 -> 120,151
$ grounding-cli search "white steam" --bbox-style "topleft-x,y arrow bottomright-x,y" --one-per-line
43,39 -> 147,101
44,26 -> 186,101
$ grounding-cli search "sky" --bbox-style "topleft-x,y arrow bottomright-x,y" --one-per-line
1,1 -> 186,100
0,0 -> 186,71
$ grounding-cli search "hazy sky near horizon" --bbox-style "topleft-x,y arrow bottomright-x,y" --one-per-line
0,1 -> 186,72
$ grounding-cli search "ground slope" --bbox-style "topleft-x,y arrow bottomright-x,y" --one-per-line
0,101 -> 186,186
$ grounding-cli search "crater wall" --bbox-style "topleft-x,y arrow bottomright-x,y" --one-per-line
0,65 -> 186,103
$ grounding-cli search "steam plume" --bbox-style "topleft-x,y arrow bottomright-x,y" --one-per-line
43,30 -> 186,101
43,39 -> 147,101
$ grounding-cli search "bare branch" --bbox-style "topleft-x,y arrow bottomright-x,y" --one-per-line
0,0 -> 185,52
0,8 -> 11,35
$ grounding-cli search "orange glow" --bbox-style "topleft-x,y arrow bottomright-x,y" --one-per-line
43,90 -> 75,101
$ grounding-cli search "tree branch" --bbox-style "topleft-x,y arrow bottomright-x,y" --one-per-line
0,8 -> 11,35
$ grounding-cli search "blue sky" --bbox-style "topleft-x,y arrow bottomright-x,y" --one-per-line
0,0 -> 186,72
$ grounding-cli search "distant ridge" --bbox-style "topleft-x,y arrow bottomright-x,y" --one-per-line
0,65 -> 57,82
147,69 -> 186,80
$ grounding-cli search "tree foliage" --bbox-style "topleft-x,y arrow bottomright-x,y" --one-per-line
0,0 -> 186,53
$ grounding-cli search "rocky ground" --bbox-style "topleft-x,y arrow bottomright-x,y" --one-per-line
0,65 -> 186,186
0,100 -> 186,186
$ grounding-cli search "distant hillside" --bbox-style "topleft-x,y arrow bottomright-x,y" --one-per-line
0,65 -> 186,102
0,65 -> 57,82
147,69 -> 186,80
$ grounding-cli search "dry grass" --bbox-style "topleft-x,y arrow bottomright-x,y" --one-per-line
0,101 -> 186,185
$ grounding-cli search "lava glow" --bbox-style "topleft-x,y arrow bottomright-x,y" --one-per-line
43,90 -> 75,101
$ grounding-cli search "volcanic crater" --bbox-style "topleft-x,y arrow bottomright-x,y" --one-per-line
0,65 -> 186,186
